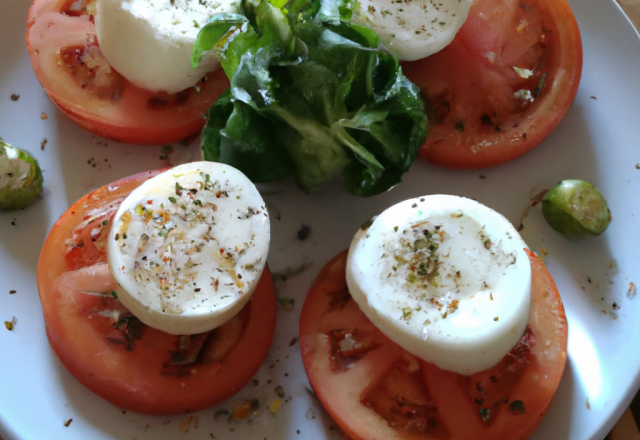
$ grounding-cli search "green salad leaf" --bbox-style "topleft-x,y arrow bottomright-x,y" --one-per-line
193,0 -> 428,196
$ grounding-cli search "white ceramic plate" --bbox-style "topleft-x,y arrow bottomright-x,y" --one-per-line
2,0 -> 640,439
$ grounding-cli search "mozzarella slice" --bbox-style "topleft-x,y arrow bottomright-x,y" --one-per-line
346,195 -> 531,375
351,0 -> 472,60
107,162 -> 270,335
95,0 -> 239,93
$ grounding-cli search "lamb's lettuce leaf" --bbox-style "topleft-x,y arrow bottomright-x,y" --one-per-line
193,0 -> 427,197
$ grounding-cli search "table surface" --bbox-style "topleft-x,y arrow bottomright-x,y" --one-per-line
2,2 -> 639,440
618,0 -> 640,25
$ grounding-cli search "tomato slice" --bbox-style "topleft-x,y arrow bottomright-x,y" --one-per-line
403,0 -> 582,168
26,0 -> 229,145
300,249 -> 567,440
37,170 -> 277,415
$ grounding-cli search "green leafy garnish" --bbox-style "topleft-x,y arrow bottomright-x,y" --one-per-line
479,407 -> 491,423
192,0 -> 427,197
278,297 -> 295,310
111,316 -> 144,351
509,399 -> 526,414
272,261 -> 313,281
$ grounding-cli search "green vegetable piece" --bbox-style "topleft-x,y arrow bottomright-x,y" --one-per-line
278,297 -> 295,310
509,399 -> 526,414
192,0 -> 428,197
542,179 -> 611,240
0,138 -> 43,210
268,0 -> 288,9
190,13 -> 249,70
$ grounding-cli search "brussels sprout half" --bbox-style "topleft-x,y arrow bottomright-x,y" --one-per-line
542,179 -> 611,240
0,138 -> 44,210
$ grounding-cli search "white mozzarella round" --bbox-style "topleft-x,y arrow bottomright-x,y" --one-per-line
346,195 -> 531,375
95,0 -> 239,93
107,162 -> 270,335
351,0 -> 473,61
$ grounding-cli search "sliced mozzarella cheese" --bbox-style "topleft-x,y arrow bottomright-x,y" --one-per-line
95,0 -> 239,93
351,0 -> 472,61
346,195 -> 531,375
107,162 -> 270,335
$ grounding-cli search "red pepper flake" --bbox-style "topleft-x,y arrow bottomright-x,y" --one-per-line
232,399 -> 259,420
10,94 -> 19,101
628,282 -> 637,299
179,415 -> 193,433
289,337 -> 299,346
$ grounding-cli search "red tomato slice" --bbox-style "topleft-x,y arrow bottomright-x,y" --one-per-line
37,170 -> 277,415
26,0 -> 229,145
403,0 -> 582,168
300,249 -> 567,440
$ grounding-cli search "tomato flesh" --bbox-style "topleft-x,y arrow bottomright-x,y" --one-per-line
26,0 -> 229,145
300,249 -> 567,440
37,170 -> 277,415
403,0 -> 582,168
361,355 -> 448,437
